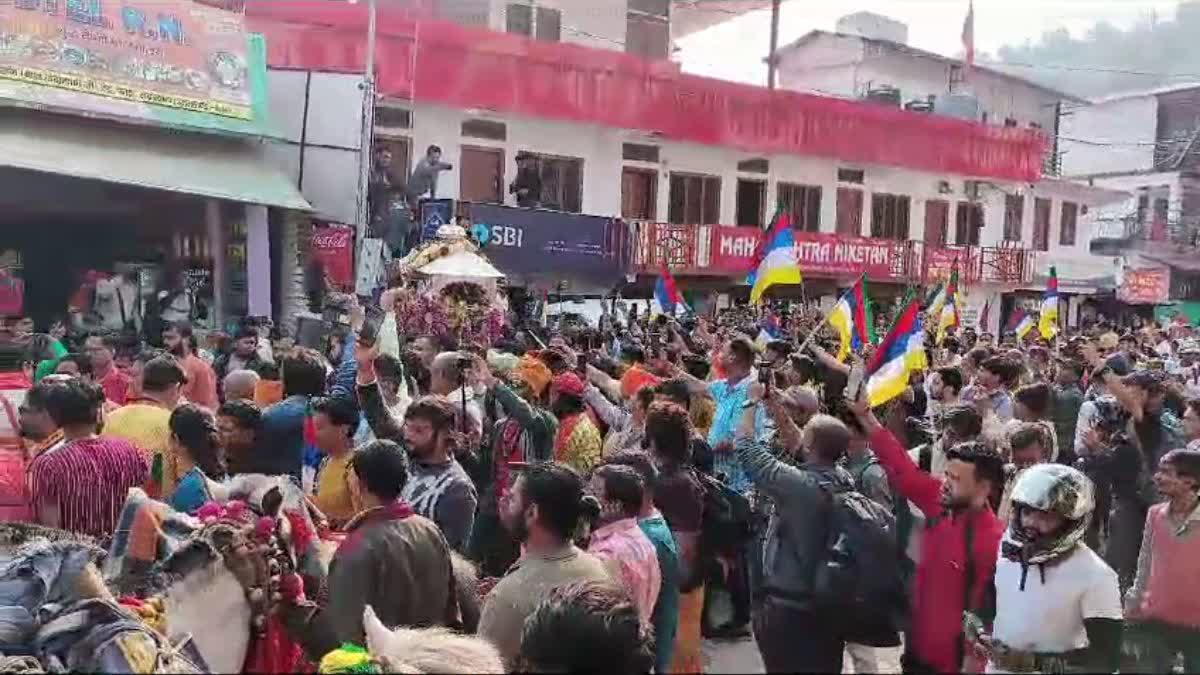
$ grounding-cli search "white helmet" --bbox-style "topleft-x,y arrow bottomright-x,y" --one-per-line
1001,463 -> 1095,573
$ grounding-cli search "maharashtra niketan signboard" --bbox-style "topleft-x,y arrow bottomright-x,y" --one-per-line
0,0 -> 252,121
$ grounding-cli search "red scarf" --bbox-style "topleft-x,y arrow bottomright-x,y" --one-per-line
553,413 -> 584,463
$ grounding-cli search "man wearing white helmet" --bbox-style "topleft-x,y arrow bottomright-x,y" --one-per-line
968,464 -> 1124,674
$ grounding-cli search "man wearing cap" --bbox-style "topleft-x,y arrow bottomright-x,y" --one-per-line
509,152 -> 542,208
549,372 -> 602,476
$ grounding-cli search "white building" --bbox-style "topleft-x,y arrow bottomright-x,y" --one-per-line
252,3 -> 1124,331
1059,83 -> 1200,308
770,11 -> 1127,327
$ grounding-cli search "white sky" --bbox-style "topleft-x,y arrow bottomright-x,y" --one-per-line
677,0 -> 1181,85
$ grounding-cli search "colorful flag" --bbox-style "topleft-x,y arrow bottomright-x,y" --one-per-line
962,0 -> 975,70
925,281 -> 947,327
748,225 -> 802,305
654,264 -> 687,314
747,210 -> 793,286
978,299 -> 991,332
1016,312 -> 1037,340
936,269 -> 960,345
1039,266 -> 1059,339
828,275 -> 876,362
866,294 -> 928,408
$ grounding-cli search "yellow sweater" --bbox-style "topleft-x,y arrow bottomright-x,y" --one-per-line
103,402 -> 177,498
314,452 -> 356,527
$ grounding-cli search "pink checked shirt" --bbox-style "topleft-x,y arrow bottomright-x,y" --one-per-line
589,517 -> 662,627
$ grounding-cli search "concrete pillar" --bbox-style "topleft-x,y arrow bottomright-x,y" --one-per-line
246,204 -> 272,317
205,200 -> 226,330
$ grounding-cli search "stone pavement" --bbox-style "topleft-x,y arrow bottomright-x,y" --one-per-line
703,637 -> 902,673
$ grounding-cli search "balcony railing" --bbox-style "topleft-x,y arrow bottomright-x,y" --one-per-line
630,222 -> 1036,285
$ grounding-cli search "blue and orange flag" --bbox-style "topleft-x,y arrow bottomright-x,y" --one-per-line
654,264 -> 687,314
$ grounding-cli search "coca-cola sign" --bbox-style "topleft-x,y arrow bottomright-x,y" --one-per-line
311,224 -> 355,292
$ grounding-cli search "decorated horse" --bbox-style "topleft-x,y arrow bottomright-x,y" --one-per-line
0,472 -> 485,673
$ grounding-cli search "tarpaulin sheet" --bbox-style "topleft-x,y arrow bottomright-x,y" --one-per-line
247,2 -> 1046,183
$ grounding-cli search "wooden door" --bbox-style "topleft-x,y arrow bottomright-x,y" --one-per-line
836,188 -> 863,236
1033,197 -> 1051,251
621,168 -> 656,220
460,146 -> 503,203
924,199 -> 949,246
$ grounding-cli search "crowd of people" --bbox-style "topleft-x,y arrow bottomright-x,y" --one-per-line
6,293 -> 1200,674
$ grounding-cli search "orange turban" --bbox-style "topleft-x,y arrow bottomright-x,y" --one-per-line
513,355 -> 553,397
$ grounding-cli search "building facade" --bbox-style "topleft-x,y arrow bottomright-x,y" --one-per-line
1062,84 -> 1200,313
251,2 -> 1117,333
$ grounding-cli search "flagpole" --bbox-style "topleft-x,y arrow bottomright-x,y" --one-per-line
796,273 -> 866,354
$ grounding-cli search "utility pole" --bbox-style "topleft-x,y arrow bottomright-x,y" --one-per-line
767,0 -> 781,89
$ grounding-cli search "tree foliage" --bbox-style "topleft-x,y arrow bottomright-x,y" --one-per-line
991,1 -> 1200,97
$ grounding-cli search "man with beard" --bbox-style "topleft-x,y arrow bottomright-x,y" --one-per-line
478,463 -> 611,668
969,464 -> 1122,674
161,322 -> 217,410
851,395 -> 1006,675
214,323 -> 270,384
586,464 -> 662,628
354,369 -> 477,553
926,366 -> 964,425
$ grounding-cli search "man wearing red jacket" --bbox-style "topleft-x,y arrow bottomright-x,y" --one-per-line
851,398 -> 1006,674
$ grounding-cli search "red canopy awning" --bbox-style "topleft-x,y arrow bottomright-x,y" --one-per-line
248,1 -> 1046,182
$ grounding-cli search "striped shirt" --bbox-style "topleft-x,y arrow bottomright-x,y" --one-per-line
28,436 -> 148,540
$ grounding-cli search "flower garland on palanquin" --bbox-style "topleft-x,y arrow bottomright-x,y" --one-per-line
392,282 -> 506,347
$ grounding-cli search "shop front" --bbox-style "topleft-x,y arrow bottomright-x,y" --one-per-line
0,0 -> 309,341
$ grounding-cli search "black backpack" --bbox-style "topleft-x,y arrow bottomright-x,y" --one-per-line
812,479 -> 907,646
695,470 -> 754,557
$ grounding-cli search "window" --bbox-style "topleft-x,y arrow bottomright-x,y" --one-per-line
506,3 -> 560,40
1004,117 -> 1018,128
461,119 -> 507,141
535,6 -> 561,41
629,0 -> 669,15
837,168 -> 864,184
374,105 -> 411,130
735,179 -> 765,227
955,202 -> 984,246
627,0 -> 669,59
737,158 -> 769,174
870,193 -> 911,241
924,200 -> 949,246
536,154 -> 583,212
622,143 -> 660,163
1152,197 -> 1170,241
626,13 -> 669,59
668,173 -> 720,225
836,188 -> 864,236
505,3 -> 531,35
1059,201 -> 1078,246
621,168 -> 657,220
777,182 -> 822,233
1003,194 -> 1024,241
1032,197 -> 1051,251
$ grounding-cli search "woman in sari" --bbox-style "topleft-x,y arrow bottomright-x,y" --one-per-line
549,373 -> 602,476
